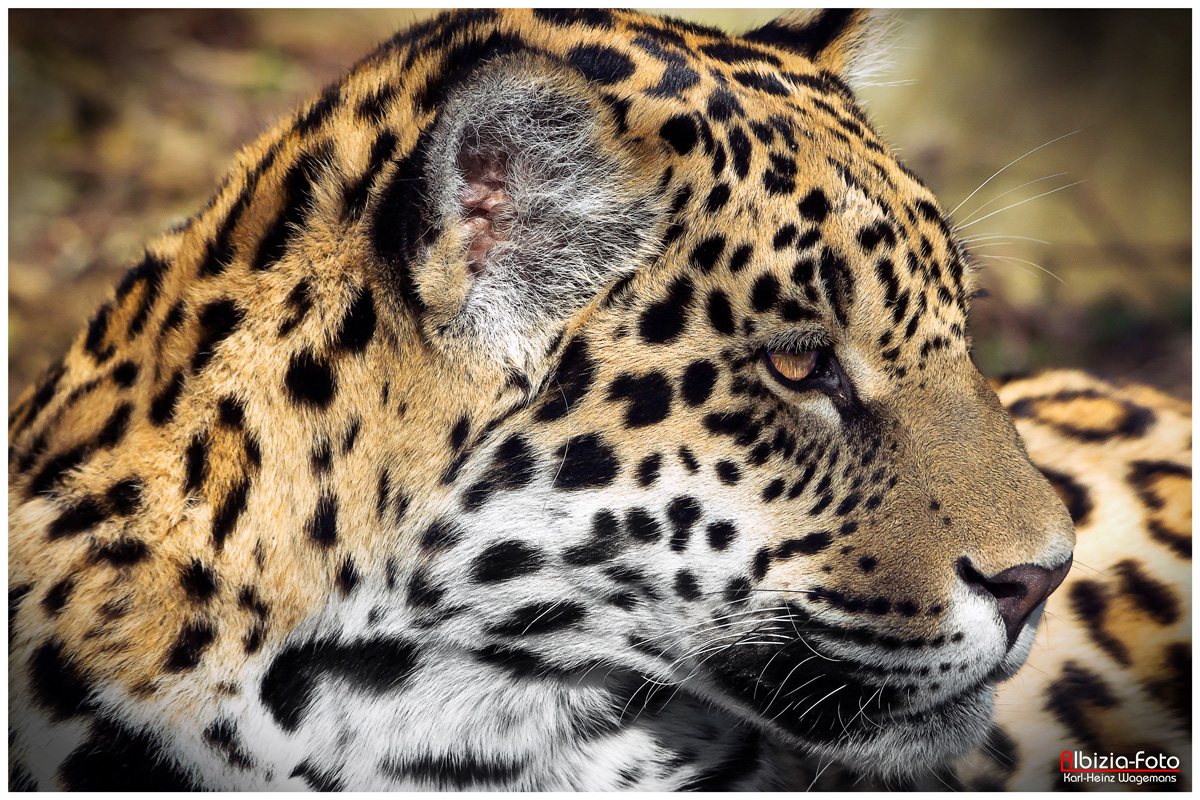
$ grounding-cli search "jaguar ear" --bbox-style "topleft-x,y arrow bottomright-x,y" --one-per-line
412,53 -> 665,373
743,9 -> 897,88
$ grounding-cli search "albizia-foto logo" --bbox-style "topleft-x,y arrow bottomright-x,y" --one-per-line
1060,750 -> 1181,785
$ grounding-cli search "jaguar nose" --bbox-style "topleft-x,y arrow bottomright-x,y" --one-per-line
957,555 -> 1073,647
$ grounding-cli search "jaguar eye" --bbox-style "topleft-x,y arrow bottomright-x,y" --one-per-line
765,349 -> 819,386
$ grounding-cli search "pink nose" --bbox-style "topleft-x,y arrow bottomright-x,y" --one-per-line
957,555 -> 1073,646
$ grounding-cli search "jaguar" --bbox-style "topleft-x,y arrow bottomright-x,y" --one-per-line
8,9 -> 1189,790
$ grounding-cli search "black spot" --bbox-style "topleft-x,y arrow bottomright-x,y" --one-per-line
472,540 -> 545,583
291,761 -> 344,792
378,752 -> 525,790
667,496 -> 702,552
371,131 -> 435,298
295,84 -> 339,136
212,477 -> 251,552
817,246 -> 854,328
111,360 -> 139,388
356,84 -> 397,124
1039,466 -> 1093,526
568,43 -> 636,84
1069,579 -> 1132,666
752,547 -> 771,580
61,716 -> 198,790
31,640 -> 95,720
700,41 -> 781,67
343,130 -> 398,220
41,579 -> 74,616
278,279 -> 313,338
150,370 -> 186,426
691,236 -> 726,272
407,569 -> 445,607
94,403 -> 133,450
421,517 -> 463,550
731,70 -> 789,96
285,351 -> 337,409
93,538 -> 149,567
1043,661 -> 1118,752
310,439 -> 333,474
706,521 -> 737,551
681,360 -> 718,406
563,509 -> 623,567
47,495 -> 109,540
1114,559 -> 1180,625
534,336 -> 595,423
704,183 -> 731,213
625,508 -> 662,543
165,620 -> 217,671
104,478 -> 142,517
608,371 -> 673,428
727,243 -> 753,274
714,460 -> 742,485
83,303 -> 115,363
307,494 -> 338,548
659,114 -> 698,155
780,299 -> 817,322
261,637 -> 419,731
336,558 -> 359,596
203,720 -> 256,770
761,478 -> 785,502
762,153 -> 797,195
120,253 -> 169,337
181,561 -> 218,602
450,415 -> 471,451
706,88 -> 744,121
552,433 -> 619,490
12,361 -> 65,437
835,491 -> 861,516
750,274 -> 780,312
192,299 -> 244,373
639,277 -> 694,345
184,434 -> 208,493
487,600 -> 586,637
334,286 -> 376,354
473,643 -> 565,681
636,453 -> 662,487
725,578 -> 751,604
462,434 -> 539,512
707,290 -> 735,336
858,556 -> 877,573
798,189 -> 830,223
727,126 -> 752,178
773,224 -> 798,250
251,146 -> 328,271
674,570 -> 702,601
678,446 -> 700,473
704,410 -> 753,438
776,531 -> 832,559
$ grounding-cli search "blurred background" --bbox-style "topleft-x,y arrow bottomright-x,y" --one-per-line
8,9 -> 1191,401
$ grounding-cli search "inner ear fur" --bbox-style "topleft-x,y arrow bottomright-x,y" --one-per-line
415,53 -> 666,373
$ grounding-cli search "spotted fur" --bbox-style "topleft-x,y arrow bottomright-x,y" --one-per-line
6,9 -> 1184,791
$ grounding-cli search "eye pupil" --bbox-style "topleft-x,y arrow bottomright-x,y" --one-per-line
768,350 -> 818,382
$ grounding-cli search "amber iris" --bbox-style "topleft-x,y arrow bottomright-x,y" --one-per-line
767,350 -> 818,383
